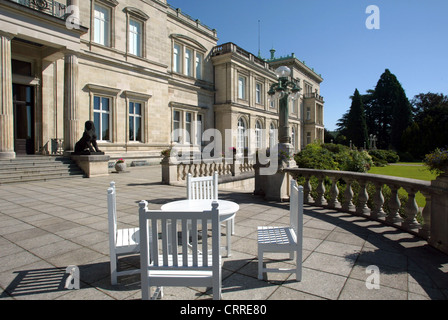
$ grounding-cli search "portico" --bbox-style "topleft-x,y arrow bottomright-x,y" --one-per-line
0,0 -> 87,159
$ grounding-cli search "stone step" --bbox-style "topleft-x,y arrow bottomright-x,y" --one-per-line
0,156 -> 85,184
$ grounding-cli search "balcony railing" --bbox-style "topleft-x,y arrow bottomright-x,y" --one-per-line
9,0 -> 67,19
304,92 -> 324,102
283,167 -> 448,254
212,42 -> 272,71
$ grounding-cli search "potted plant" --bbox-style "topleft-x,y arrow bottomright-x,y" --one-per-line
115,158 -> 126,172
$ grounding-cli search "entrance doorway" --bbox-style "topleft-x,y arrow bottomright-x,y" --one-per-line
13,84 -> 35,155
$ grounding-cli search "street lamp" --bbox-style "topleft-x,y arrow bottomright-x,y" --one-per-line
268,66 -> 301,167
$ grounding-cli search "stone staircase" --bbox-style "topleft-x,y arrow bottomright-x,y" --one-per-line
0,155 -> 85,185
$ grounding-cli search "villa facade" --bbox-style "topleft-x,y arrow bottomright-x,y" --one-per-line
0,0 -> 324,161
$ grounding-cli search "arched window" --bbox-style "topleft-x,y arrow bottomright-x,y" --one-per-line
255,120 -> 262,149
237,117 -> 247,154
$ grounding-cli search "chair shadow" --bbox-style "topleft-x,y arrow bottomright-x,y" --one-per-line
0,256 -> 141,299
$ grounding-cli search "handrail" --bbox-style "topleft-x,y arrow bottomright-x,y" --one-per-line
283,167 -> 447,253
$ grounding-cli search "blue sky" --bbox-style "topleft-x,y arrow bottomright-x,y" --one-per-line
167,0 -> 448,131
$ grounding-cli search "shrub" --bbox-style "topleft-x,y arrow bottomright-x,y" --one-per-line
294,142 -> 372,173
294,143 -> 338,170
423,147 -> 448,175
368,149 -> 400,164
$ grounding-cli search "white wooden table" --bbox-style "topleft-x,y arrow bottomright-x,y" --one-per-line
161,199 -> 239,256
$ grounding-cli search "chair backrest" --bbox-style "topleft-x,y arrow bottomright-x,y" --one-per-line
187,172 -> 218,200
139,200 -> 221,272
107,181 -> 117,246
290,179 -> 304,237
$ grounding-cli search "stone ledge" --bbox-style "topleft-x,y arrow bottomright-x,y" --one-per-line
71,154 -> 110,177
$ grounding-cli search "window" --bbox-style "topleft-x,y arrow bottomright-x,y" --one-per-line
195,52 -> 203,80
238,76 -> 246,100
196,114 -> 203,145
306,107 -> 311,120
128,18 -> 142,56
173,110 -> 181,143
173,43 -> 181,73
129,102 -> 142,142
172,40 -> 204,80
185,48 -> 193,76
185,112 -> 192,143
94,4 -> 110,46
306,132 -> 311,145
304,83 -> 313,96
256,83 -> 262,104
93,96 -> 110,141
237,118 -> 247,154
255,121 -> 262,149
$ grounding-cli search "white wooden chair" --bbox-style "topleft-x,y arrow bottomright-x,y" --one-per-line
187,172 -> 234,235
257,179 -> 303,281
139,200 -> 222,300
108,182 -> 140,285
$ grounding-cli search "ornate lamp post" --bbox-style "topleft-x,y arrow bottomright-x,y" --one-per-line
268,66 -> 301,167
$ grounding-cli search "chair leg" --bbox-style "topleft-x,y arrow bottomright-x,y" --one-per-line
110,255 -> 118,285
296,249 -> 302,282
258,248 -> 264,280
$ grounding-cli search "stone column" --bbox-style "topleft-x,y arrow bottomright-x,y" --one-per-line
0,32 -> 15,159
63,51 -> 79,152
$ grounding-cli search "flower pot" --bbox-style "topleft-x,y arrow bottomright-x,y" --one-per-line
115,162 -> 126,172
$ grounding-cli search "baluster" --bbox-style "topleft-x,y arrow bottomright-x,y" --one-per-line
315,175 -> 327,206
303,176 -> 313,204
177,163 -> 187,181
342,179 -> 356,212
327,176 -> 340,209
371,183 -> 386,219
356,180 -> 370,216
418,191 -> 431,239
386,185 -> 403,224
402,188 -> 420,230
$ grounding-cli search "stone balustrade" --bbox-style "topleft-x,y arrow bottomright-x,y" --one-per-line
283,167 -> 448,255
161,155 -> 255,184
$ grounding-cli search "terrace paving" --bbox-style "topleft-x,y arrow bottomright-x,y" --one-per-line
0,165 -> 447,300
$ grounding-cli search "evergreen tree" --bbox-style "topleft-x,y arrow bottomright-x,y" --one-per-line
402,92 -> 448,159
372,69 -> 412,151
345,89 -> 368,148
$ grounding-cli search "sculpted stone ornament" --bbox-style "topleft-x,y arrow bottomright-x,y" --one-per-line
73,121 -> 104,155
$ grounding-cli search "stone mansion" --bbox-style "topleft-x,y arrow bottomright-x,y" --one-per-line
0,0 -> 324,161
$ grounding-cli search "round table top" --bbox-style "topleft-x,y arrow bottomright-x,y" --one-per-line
161,199 -> 239,222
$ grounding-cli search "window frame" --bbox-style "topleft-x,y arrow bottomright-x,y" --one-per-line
93,95 -> 111,142
128,101 -> 142,142
238,75 -> 247,100
255,82 -> 263,105
93,3 -> 111,47
237,117 -> 248,154
86,84 -> 120,144
171,37 -> 206,80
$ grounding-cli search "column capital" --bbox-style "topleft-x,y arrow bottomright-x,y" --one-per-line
0,31 -> 16,41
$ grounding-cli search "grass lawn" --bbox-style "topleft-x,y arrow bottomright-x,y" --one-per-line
368,163 -> 437,208
368,163 -> 437,181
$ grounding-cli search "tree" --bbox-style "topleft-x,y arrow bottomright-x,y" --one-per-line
345,89 -> 368,148
371,69 -> 412,151
402,92 -> 448,159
